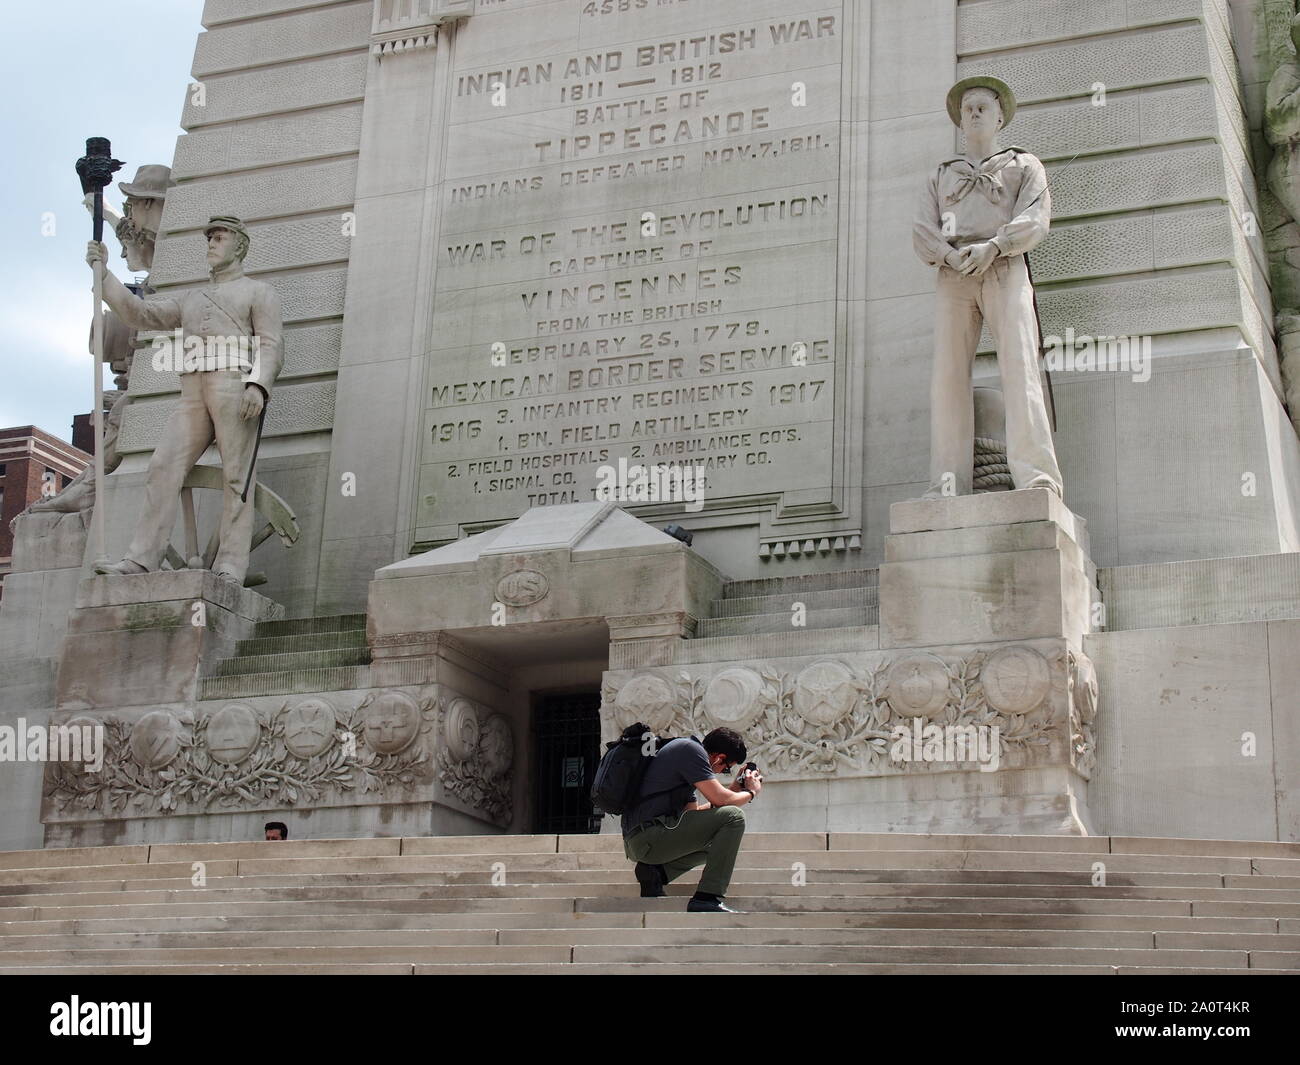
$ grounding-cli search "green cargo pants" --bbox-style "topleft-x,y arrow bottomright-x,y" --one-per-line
623,805 -> 746,897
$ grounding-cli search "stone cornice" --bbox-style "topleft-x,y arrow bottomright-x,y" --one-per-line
370,0 -> 474,58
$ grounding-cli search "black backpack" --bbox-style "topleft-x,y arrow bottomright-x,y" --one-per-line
590,721 -> 668,815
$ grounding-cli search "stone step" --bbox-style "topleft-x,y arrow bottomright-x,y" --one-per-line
15,926 -> 1279,952
0,945 -> 574,965
0,964 -> 425,975
0,832 -> 1291,973
567,944 -> 1251,966
14,882 -> 1293,917
678,626 -> 877,663
1,867 -> 1255,895
17,963 -> 1283,975
0,844 -> 151,870
709,586 -> 880,618
250,613 -> 367,638
417,962 -> 1289,975
695,606 -> 877,638
209,646 -> 371,677
22,896 -> 1235,923
576,896 -> 1218,916
2,830 -> 1218,870
0,942 -> 1257,968
2,846 -> 1266,882
723,568 -> 880,599
0,847 -> 1284,885
0,911 -> 1279,936
0,873 -> 1270,902
108,831 -> 1294,859
198,664 -> 370,699
5,867 -> 1293,898
235,628 -> 369,656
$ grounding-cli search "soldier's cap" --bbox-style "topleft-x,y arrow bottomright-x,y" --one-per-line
946,76 -> 1016,128
203,215 -> 250,242
118,164 -> 174,200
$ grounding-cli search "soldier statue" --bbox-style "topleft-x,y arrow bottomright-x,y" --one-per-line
86,215 -> 282,584
913,76 -> 1063,499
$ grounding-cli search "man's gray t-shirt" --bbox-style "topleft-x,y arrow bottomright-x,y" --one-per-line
621,737 -> 714,837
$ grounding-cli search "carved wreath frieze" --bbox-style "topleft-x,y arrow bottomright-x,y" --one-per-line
44,690 -> 437,817
435,695 -> 513,825
601,645 -> 1100,780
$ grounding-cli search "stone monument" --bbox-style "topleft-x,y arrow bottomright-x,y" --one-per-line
88,214 -> 282,585
3,0 -> 1300,851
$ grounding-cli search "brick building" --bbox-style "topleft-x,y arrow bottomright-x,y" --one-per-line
0,427 -> 91,599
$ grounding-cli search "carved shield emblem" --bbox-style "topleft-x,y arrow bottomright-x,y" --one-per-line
701,668 -> 764,730
445,697 -> 482,763
364,690 -> 421,754
283,698 -> 337,759
612,674 -> 676,733
884,654 -> 951,718
982,646 -> 1050,714
206,703 -> 261,765
495,569 -> 549,606
794,661 -> 856,728
129,710 -> 184,769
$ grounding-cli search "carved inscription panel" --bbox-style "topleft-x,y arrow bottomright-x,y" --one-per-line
416,0 -> 850,541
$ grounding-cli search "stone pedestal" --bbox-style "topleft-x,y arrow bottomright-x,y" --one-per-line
55,571 -> 284,710
10,508 -> 89,572
0,511 -> 89,667
0,511 -> 91,850
880,488 -> 1097,651
865,488 -> 1101,833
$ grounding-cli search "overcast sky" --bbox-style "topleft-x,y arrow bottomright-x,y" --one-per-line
0,0 -> 206,442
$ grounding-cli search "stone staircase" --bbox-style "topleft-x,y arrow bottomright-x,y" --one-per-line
199,614 -> 370,699
0,833 -> 1296,974
683,569 -> 879,663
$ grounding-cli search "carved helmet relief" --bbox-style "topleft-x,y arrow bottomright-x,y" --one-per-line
612,673 -> 677,732
701,668 -> 765,730
981,646 -> 1051,714
793,661 -> 857,728
883,653 -> 952,718
480,715 -> 514,777
364,690 -> 423,755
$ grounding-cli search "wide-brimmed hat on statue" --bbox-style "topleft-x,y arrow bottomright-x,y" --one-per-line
946,75 -> 1016,127
203,215 -> 250,243
118,164 -> 174,200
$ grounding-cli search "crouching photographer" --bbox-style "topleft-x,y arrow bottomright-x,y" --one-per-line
622,727 -> 763,913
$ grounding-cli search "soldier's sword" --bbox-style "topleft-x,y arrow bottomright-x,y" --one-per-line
1024,252 -> 1057,432
241,398 -> 267,503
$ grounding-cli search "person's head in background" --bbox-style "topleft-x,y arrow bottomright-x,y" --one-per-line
264,821 -> 288,841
